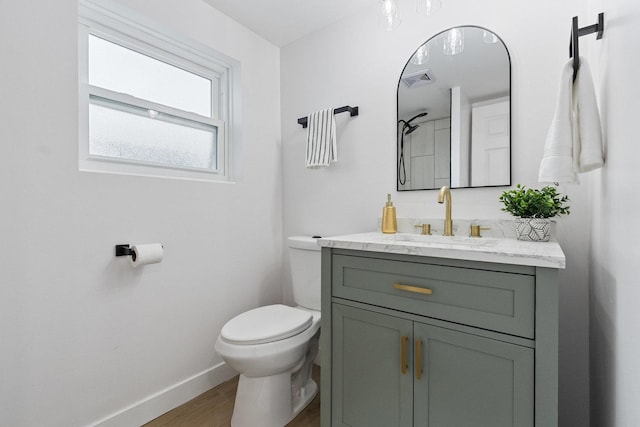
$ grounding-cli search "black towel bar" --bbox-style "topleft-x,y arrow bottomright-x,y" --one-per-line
570,13 -> 604,81
297,106 -> 359,128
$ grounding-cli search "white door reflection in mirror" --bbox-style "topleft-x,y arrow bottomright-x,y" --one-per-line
471,98 -> 510,186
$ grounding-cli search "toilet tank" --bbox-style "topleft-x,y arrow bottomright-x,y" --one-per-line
288,236 -> 321,311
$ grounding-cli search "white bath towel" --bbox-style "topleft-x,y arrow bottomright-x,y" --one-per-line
306,109 -> 337,168
539,57 -> 603,184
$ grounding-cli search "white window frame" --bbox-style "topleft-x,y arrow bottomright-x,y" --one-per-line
78,0 -> 241,182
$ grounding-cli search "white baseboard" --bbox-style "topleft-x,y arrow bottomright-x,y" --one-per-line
89,362 -> 237,427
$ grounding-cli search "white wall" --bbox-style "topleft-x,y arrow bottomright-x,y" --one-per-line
587,0 -> 640,425
281,1 -> 591,426
0,1 -> 281,425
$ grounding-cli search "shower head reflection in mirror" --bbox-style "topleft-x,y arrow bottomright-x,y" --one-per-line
398,111 -> 429,186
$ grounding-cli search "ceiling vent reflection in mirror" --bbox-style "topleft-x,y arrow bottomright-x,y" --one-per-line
402,69 -> 435,88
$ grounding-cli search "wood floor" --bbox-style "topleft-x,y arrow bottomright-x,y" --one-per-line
143,366 -> 321,427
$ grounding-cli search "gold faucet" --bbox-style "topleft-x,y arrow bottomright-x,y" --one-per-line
437,186 -> 454,236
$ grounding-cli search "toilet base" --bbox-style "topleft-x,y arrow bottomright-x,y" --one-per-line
222,320 -> 321,427
292,377 -> 318,419
231,373 -> 317,427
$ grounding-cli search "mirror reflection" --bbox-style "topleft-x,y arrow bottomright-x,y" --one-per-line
397,26 -> 511,191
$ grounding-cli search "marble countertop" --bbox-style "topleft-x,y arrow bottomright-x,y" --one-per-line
317,232 -> 566,269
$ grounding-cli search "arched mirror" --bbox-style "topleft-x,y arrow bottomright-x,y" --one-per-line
397,26 -> 511,191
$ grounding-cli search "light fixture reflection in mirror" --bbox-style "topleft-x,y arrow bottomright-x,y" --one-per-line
483,30 -> 498,44
379,0 -> 401,31
416,0 -> 442,16
410,44 -> 430,65
443,28 -> 464,55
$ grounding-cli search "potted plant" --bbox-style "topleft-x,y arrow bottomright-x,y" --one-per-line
499,184 -> 570,241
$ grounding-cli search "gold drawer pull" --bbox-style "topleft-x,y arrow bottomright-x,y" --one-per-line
401,335 -> 408,375
393,283 -> 433,295
415,339 -> 423,380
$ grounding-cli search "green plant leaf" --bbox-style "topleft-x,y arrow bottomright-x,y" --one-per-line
499,185 -> 570,218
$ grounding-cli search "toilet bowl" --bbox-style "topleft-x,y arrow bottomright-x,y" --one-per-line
214,236 -> 321,427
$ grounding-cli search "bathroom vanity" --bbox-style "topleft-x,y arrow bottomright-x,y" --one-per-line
318,232 -> 565,427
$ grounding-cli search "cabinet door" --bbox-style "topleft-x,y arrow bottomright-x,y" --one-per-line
332,304 -> 413,427
413,323 -> 534,427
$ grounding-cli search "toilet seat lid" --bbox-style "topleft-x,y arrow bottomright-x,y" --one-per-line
220,304 -> 313,345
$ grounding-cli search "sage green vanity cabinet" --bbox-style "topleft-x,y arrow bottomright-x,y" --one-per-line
331,304 -> 413,427
320,248 -> 559,427
412,321 -> 533,427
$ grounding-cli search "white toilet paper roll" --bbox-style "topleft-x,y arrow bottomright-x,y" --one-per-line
131,243 -> 164,267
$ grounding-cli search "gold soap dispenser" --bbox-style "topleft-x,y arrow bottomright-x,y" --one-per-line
381,193 -> 398,234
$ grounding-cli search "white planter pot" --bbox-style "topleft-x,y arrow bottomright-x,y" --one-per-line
515,218 -> 551,242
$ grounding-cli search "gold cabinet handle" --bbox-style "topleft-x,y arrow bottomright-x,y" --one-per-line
393,283 -> 433,296
415,339 -> 423,380
401,335 -> 408,375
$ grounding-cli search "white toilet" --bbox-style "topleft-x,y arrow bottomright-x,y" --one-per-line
215,236 -> 321,427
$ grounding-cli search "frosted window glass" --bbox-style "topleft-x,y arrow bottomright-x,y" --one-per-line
88,35 -> 212,117
89,101 -> 217,171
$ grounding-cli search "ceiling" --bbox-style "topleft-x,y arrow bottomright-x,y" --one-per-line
202,0 -> 374,47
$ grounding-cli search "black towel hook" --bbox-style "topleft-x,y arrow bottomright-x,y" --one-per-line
570,13 -> 604,81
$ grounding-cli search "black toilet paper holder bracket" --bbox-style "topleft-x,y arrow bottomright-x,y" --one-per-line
115,244 -> 135,258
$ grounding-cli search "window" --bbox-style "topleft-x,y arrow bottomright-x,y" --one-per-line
78,0 -> 240,181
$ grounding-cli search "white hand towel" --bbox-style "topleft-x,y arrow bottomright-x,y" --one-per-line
306,108 -> 337,168
574,58 -> 604,172
539,57 -> 604,183
539,61 -> 578,184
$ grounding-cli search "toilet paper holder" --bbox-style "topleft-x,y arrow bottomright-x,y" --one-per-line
115,244 -> 136,258
115,243 -> 164,267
